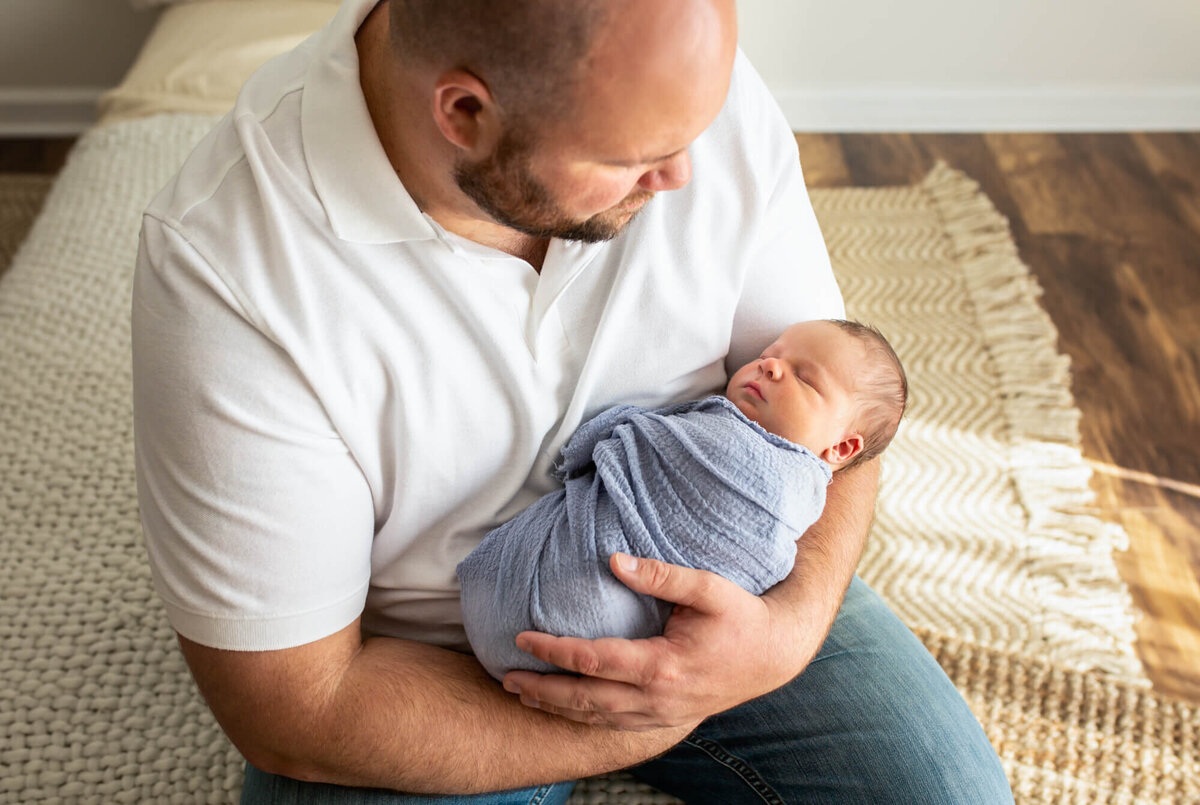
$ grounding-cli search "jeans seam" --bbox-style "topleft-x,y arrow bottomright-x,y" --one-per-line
684,736 -> 786,805
528,784 -> 553,805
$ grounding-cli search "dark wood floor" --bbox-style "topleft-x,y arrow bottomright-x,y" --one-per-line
793,133 -> 1200,703
3,133 -> 1198,702
0,138 -> 74,174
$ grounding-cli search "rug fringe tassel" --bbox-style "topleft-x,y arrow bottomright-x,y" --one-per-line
920,162 -> 1146,683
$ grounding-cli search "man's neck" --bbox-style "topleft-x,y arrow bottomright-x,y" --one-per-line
356,3 -> 551,271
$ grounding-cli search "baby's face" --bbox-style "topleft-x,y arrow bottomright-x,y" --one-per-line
725,320 -> 864,463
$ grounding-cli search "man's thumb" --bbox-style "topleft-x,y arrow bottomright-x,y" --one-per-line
613,552 -> 640,573
609,553 -> 721,612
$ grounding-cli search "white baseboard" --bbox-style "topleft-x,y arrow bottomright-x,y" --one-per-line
3,85 -> 1198,136
773,86 -> 1200,132
0,87 -> 105,136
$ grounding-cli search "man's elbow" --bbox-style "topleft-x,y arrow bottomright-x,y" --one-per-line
198,688 -> 335,784
174,623 -> 363,786
239,742 -> 328,785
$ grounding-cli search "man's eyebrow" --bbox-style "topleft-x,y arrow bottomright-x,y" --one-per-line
608,147 -> 688,167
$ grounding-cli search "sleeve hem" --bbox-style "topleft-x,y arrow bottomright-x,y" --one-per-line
163,582 -> 370,651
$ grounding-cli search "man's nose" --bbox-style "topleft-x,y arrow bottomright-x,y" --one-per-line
637,151 -> 692,193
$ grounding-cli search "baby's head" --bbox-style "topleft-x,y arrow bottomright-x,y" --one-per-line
725,319 -> 907,471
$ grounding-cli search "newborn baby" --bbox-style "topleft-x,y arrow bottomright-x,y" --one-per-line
457,319 -> 907,680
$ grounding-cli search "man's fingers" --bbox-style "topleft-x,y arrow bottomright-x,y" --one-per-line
502,672 -> 690,732
608,553 -> 728,613
510,632 -> 661,686
502,671 -> 645,722
526,703 -> 664,732
495,559 -> 746,731
517,697 -> 662,731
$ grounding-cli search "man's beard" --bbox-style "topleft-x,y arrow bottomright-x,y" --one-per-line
453,130 -> 652,243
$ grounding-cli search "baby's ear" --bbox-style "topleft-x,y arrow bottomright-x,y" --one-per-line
823,434 -> 864,467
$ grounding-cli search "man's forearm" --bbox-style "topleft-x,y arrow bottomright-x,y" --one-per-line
763,456 -> 880,671
194,462 -> 878,793
269,634 -> 690,793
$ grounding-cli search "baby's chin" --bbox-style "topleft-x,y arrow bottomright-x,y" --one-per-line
724,392 -> 757,423
722,388 -> 805,447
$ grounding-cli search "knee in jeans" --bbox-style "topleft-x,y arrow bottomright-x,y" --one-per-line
866,731 -> 1013,805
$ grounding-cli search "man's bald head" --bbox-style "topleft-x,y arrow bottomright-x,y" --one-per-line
389,0 -> 609,126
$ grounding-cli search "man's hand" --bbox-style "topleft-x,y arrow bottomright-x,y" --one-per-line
501,552 -> 806,732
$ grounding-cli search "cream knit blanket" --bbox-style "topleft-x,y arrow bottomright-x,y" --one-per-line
1,115 -> 1160,804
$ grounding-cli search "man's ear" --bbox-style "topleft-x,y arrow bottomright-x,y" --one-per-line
431,69 -> 502,156
822,434 -> 864,467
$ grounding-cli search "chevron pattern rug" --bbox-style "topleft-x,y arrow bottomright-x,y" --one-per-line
3,118 -> 1193,804
816,165 -> 1144,680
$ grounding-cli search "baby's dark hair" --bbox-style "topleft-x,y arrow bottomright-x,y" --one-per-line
830,319 -> 908,471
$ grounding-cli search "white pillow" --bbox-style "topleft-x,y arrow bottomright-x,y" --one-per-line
130,0 -> 338,10
100,0 -> 337,124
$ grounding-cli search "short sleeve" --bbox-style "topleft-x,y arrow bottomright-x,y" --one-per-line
726,52 -> 845,374
132,215 -> 373,650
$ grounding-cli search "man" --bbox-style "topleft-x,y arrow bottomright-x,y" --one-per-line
131,0 -> 1013,802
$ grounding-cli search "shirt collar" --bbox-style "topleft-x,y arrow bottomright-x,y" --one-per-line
301,0 -> 437,244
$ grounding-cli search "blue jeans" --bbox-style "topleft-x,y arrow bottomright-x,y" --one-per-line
241,576 -> 1013,804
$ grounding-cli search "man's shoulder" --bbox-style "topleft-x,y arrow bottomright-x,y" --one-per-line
148,106 -> 308,230
727,49 -> 785,123
662,48 -> 801,236
144,25 -> 320,231
691,49 -> 795,167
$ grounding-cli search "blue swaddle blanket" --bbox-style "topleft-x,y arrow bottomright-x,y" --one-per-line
456,395 -> 832,680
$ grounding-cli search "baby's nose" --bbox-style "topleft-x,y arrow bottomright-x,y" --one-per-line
761,357 -> 783,380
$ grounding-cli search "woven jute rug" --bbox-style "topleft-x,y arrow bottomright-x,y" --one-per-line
1,118 -> 1196,803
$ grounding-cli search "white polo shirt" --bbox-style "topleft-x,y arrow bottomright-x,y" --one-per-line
131,0 -> 844,652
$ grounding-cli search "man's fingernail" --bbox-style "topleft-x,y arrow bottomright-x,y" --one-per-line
504,679 -> 520,694
617,553 -> 638,572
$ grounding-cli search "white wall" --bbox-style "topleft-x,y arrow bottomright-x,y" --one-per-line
737,0 -> 1200,131
0,0 -> 158,134
2,0 -> 1198,134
